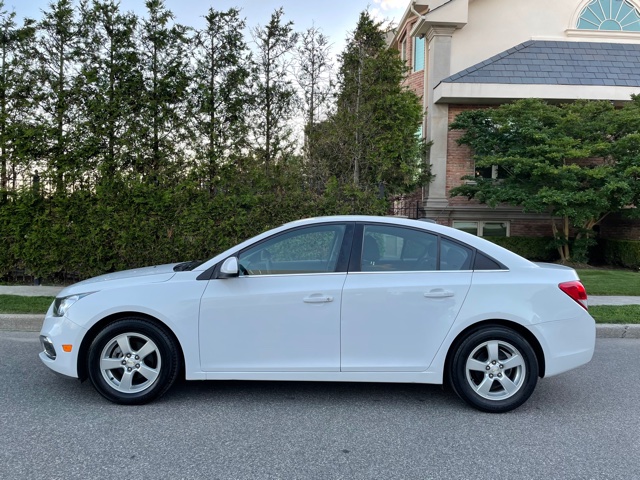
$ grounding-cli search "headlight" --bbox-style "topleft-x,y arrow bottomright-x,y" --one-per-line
53,293 -> 95,317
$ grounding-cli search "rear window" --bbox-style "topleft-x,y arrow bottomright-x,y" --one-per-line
473,252 -> 503,270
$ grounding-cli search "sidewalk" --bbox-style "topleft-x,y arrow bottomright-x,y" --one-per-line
589,296 -> 640,306
1,286 -> 639,337
0,285 -> 64,296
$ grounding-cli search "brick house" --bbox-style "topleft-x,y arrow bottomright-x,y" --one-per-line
391,0 -> 640,240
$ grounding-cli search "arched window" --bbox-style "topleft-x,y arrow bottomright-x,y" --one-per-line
577,0 -> 640,31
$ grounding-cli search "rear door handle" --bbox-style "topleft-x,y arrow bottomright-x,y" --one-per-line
304,294 -> 334,303
424,290 -> 454,298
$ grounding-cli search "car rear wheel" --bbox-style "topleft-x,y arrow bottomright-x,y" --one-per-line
87,318 -> 180,405
450,326 -> 538,413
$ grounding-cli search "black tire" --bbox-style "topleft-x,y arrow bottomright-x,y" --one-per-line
449,326 -> 538,413
87,317 -> 180,405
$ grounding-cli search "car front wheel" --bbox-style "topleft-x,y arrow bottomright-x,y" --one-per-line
450,326 -> 539,413
87,318 -> 180,405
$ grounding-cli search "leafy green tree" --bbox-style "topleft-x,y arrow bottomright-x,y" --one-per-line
610,95 -> 640,176
191,7 -> 251,192
449,98 -> 640,262
251,8 -> 299,174
310,11 -> 427,195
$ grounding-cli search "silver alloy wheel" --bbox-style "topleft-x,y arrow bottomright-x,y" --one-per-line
99,332 -> 162,394
465,340 -> 526,401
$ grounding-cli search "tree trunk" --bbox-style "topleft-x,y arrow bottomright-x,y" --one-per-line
551,218 -> 570,262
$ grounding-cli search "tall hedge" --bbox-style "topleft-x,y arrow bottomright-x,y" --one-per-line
485,236 -> 559,262
0,176 -> 387,281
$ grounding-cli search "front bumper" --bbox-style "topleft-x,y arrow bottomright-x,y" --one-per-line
38,314 -> 88,378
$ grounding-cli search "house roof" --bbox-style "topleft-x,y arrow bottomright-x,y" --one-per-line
442,40 -> 640,87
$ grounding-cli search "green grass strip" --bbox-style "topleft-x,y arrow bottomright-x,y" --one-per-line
0,295 -> 54,314
589,305 -> 640,324
577,269 -> 640,296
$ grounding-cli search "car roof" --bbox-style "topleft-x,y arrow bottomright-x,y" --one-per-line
195,215 -> 533,271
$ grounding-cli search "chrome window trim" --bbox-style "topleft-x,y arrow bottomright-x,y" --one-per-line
232,272 -> 347,279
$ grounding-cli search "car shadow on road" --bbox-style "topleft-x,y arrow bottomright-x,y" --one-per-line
164,377 -> 461,410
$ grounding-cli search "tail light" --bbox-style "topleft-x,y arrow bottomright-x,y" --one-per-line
559,281 -> 588,310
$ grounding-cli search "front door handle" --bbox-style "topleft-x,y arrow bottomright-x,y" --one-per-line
303,294 -> 334,303
424,290 -> 454,298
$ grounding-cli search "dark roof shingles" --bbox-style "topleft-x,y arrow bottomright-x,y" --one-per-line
442,40 -> 640,87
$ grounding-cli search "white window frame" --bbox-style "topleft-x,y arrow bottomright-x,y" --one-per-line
568,0 -> 640,37
577,0 -> 640,31
452,221 -> 511,238
413,36 -> 425,72
474,164 -> 500,179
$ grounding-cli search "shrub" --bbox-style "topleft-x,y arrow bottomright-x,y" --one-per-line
603,239 -> 640,269
485,236 -> 559,262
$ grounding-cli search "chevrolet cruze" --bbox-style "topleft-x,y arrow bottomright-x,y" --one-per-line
39,216 -> 595,412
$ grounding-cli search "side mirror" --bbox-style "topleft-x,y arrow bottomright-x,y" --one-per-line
219,257 -> 239,278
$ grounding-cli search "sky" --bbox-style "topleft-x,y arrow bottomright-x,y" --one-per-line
7,0 -> 409,54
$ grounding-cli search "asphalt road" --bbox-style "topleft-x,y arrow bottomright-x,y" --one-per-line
1,332 -> 639,480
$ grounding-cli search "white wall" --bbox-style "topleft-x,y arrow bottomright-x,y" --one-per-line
450,0 -> 640,75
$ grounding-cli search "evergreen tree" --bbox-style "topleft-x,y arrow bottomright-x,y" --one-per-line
191,7 -> 251,192
77,0 -> 142,179
295,26 -> 332,133
294,25 -> 333,186
0,2 -> 39,199
311,11 -> 426,195
37,0 -> 83,193
137,0 -> 190,179
251,8 -> 299,174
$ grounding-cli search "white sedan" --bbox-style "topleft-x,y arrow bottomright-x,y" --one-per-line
39,216 -> 595,412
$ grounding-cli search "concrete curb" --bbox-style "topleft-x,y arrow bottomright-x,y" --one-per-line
1,314 -> 639,338
0,286 -> 64,297
0,314 -> 44,332
595,324 -> 640,339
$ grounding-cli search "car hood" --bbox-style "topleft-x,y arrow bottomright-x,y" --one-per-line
58,263 -> 178,296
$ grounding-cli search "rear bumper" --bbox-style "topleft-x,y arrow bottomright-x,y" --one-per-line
531,313 -> 596,377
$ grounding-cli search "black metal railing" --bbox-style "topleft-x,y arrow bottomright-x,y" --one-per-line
388,201 -> 426,219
